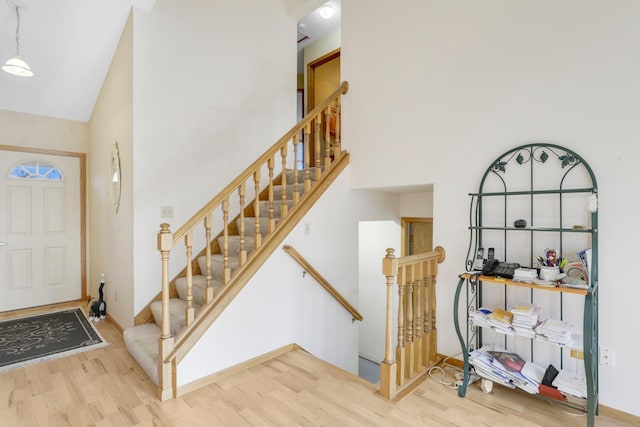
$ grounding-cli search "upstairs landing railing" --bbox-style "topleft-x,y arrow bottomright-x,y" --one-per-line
154,82 -> 349,400
380,246 -> 446,401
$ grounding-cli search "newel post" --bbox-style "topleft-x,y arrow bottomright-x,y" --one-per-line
157,223 -> 175,400
380,248 -> 398,399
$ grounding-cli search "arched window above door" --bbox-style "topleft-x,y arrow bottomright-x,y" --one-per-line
7,159 -> 64,181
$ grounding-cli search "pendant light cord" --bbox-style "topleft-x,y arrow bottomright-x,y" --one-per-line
15,6 -> 21,56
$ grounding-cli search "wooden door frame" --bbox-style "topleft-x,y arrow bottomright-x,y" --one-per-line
401,217 -> 433,257
307,48 -> 340,167
0,144 -> 87,301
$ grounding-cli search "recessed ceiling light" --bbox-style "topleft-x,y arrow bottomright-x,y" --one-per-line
319,4 -> 334,19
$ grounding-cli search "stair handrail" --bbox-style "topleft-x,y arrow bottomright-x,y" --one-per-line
380,246 -> 446,401
172,81 -> 349,244
282,245 -> 363,322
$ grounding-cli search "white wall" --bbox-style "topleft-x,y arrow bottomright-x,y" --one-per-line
343,0 -> 640,416
358,220 -> 400,363
131,0 -> 297,314
179,168 -> 400,385
0,110 -> 88,153
88,12 -> 134,328
397,191 -> 433,218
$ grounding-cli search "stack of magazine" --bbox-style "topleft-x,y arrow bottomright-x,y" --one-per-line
469,348 -> 545,394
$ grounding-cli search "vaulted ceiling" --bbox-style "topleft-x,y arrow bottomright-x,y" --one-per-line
0,0 -> 337,123
0,0 -> 151,122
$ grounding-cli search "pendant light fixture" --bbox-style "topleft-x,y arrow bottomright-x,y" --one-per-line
3,4 -> 33,77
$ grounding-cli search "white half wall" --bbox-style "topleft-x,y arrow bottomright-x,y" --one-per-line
342,0 -> 640,415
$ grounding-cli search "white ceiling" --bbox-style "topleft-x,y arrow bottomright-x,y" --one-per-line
297,0 -> 340,51
0,0 -> 336,123
0,0 -> 152,122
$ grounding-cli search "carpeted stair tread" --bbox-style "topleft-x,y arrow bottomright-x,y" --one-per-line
284,168 -> 320,183
150,298 -> 200,336
272,184 -> 307,201
217,235 -> 255,256
236,217 -> 279,236
256,200 -> 294,218
123,323 -> 161,385
197,255 -> 240,281
175,274 -> 223,306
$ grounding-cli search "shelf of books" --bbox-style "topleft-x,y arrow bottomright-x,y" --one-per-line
453,143 -> 598,427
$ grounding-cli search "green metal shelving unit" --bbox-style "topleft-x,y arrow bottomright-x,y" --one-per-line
453,143 -> 598,427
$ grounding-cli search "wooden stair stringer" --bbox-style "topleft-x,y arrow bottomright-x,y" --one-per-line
165,152 -> 350,366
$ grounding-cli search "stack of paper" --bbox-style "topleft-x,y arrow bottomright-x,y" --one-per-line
469,349 -> 515,389
535,318 -> 576,346
469,307 -> 492,328
513,268 -> 537,282
553,369 -> 587,399
469,348 -> 544,394
510,303 -> 541,338
487,308 -> 515,335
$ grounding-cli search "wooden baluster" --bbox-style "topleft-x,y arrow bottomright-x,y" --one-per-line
396,265 -> 406,385
267,156 -> 275,234
204,214 -> 213,304
424,260 -> 433,366
292,133 -> 300,205
253,170 -> 262,250
405,266 -> 415,379
304,123 -> 312,193
280,145 -> 289,219
380,248 -> 398,400
314,115 -> 322,181
184,231 -> 194,326
238,183 -> 247,266
222,197 -> 231,284
333,101 -> 341,159
323,106 -> 332,169
430,259 -> 438,365
414,262 -> 423,371
157,223 -> 174,400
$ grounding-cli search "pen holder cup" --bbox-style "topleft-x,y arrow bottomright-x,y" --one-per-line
540,266 -> 560,281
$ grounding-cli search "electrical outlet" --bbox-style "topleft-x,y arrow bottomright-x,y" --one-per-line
600,347 -> 615,367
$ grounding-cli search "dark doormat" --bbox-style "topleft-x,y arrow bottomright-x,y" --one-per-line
0,308 -> 108,372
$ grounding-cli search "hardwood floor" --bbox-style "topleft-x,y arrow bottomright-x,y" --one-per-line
0,307 -> 635,426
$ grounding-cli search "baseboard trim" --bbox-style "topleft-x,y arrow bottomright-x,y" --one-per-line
599,405 -> 640,425
436,353 -> 639,424
436,353 -> 464,368
106,315 -> 124,334
175,343 -> 298,398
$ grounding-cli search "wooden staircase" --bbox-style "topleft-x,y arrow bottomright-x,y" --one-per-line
124,82 -> 349,399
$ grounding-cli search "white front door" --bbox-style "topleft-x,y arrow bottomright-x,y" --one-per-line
0,150 -> 82,312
